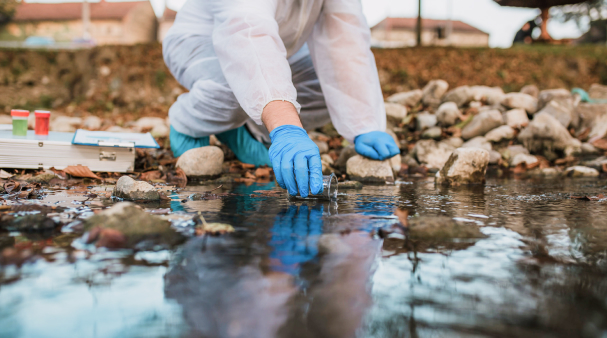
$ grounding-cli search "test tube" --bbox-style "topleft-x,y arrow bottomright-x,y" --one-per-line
292,173 -> 338,200
11,109 -> 29,136
34,110 -> 50,136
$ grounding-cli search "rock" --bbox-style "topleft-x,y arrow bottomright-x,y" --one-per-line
520,84 -> 539,98
105,126 -> 133,133
112,176 -> 160,200
314,140 -> 329,154
338,181 -> 363,190
402,154 -> 419,168
442,85 -> 472,107
408,217 -> 486,241
321,154 -> 334,175
469,101 -> 482,109
134,117 -> 167,131
82,116 -> 102,130
564,166 -> 600,178
582,142 -> 600,155
501,93 -> 538,114
335,145 -> 357,171
511,153 -> 538,167
470,86 -> 505,106
485,125 -> 515,142
435,148 -> 490,186
489,150 -> 502,164
461,136 -> 492,151
26,173 -> 57,185
539,168 -> 561,177
537,88 -> 572,110
576,103 -> 607,140
518,113 -> 581,153
308,131 -> 330,142
389,154 -> 402,175
0,214 -> 59,232
436,102 -> 461,127
412,139 -> 456,170
83,202 -> 185,249
589,83 -> 607,100
385,102 -> 408,123
501,145 -> 530,163
385,128 -> 402,149
422,80 -> 449,108
443,137 -> 464,148
346,155 -> 394,183
0,114 -> 11,124
387,89 -> 423,107
536,100 -> 574,128
176,146 -> 224,177
50,116 -> 82,132
150,124 -> 170,138
421,126 -> 442,140
461,109 -> 503,140
582,156 -> 607,171
416,112 -> 437,130
504,108 -> 529,129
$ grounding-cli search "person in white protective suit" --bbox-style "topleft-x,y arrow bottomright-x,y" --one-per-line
164,0 -> 400,198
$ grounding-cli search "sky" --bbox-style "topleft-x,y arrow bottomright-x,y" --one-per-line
29,0 -> 587,48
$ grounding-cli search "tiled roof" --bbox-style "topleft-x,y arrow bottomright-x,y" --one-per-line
371,17 -> 488,35
13,0 -> 149,22
161,8 -> 177,21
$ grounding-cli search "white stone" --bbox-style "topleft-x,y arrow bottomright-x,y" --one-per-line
436,102 -> 461,127
564,166 -> 600,178
176,146 -> 224,177
385,102 -> 408,122
313,139 -> 329,154
520,84 -> 539,98
536,100 -> 573,128
442,85 -> 472,107
501,93 -> 538,114
150,123 -> 170,138
105,126 -> 133,133
469,86 -> 505,105
0,114 -> 11,124
134,117 -> 167,132
112,176 -> 160,200
511,153 -> 538,167
435,148 -> 490,185
50,116 -> 82,132
505,108 -> 529,129
501,145 -> 530,163
421,126 -> 442,140
489,150 -> 502,164
518,113 -> 581,152
346,155 -> 394,183
82,116 -> 102,130
443,137 -> 464,148
412,139 -> 456,169
416,112 -> 438,130
461,109 -> 503,140
321,154 -> 334,175
485,125 -> 515,142
422,80 -> 449,107
537,88 -> 571,110
387,89 -> 423,107
582,143 -> 600,155
461,136 -> 492,151
389,154 -> 402,175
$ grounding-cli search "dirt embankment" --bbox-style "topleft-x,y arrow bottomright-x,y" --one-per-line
0,44 -> 606,119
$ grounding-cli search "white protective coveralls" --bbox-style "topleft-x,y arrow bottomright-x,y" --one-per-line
163,0 -> 386,143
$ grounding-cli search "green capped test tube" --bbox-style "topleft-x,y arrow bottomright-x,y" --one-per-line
11,109 -> 30,136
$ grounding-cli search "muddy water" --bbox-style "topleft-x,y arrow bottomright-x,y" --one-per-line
2,178 -> 607,338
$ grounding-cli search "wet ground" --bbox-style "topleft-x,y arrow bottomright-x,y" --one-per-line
1,178 -> 607,338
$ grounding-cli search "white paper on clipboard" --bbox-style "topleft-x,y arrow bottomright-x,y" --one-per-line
72,129 -> 159,148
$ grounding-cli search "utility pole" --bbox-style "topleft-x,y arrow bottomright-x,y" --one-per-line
416,0 -> 422,46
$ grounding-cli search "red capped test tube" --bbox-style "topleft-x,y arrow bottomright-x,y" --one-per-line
34,110 -> 50,135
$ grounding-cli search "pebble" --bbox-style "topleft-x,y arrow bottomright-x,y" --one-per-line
511,153 -> 538,167
520,84 -> 539,98
421,126 -> 443,140
462,136 -> 492,151
501,93 -> 538,114
435,148 -> 490,186
442,85 -> 472,107
50,116 -> 82,132
335,145 -> 357,171
176,146 -> 224,177
436,102 -> 461,127
504,108 -> 529,129
470,86 -> 505,105
564,166 -> 600,178
501,145 -> 530,163
412,139 -> 456,170
485,125 -> 515,142
461,109 -> 503,140
112,176 -> 160,200
385,102 -> 408,123
387,89 -> 423,107
416,112 -> 438,130
82,116 -> 102,130
518,112 -> 581,153
537,88 -> 571,110
321,154 -> 334,175
314,139 -> 329,154
536,100 -> 573,128
134,117 -> 167,131
422,80 -> 449,108
489,150 -> 502,164
346,155 -> 394,183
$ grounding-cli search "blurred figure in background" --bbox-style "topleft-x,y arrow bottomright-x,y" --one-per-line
513,19 -> 538,44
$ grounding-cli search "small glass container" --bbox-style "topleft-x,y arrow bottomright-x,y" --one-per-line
293,173 -> 338,200
11,109 -> 30,136
34,110 -> 50,136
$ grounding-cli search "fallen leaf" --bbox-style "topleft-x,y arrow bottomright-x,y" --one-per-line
140,170 -> 162,181
512,163 -> 527,174
593,138 -> 607,151
0,170 -> 13,179
555,157 -> 577,166
255,167 -> 272,179
4,181 -> 19,193
64,165 -> 101,179
167,168 -> 187,188
603,163 -> 607,173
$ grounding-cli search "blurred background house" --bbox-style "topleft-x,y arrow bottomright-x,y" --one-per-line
0,0 -> 157,45
157,7 -> 176,42
371,17 -> 489,48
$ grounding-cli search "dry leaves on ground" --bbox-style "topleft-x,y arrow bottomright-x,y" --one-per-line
592,138 -> 607,151
167,168 -> 187,188
140,170 -> 163,181
64,166 -> 101,179
0,170 -> 13,179
571,194 -> 606,201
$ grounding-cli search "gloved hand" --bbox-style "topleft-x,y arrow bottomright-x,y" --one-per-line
354,131 -> 400,161
269,125 -> 323,198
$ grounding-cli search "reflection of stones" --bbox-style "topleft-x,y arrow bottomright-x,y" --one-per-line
0,213 -> 59,232
84,202 -> 184,249
338,181 -> 363,190
112,176 -> 160,200
346,155 -> 394,183
436,148 -> 490,186
183,199 -> 225,213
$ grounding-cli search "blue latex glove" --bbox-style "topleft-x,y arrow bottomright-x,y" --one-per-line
269,125 -> 323,198
354,131 -> 400,161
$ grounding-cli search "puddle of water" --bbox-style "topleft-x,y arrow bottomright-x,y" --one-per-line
1,178 -> 607,337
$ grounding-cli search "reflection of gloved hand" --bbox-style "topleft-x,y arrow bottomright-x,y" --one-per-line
269,125 -> 323,198
354,131 -> 400,161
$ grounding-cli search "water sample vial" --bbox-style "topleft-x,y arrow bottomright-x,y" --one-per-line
293,173 -> 338,200
34,110 -> 50,136
11,109 -> 29,136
